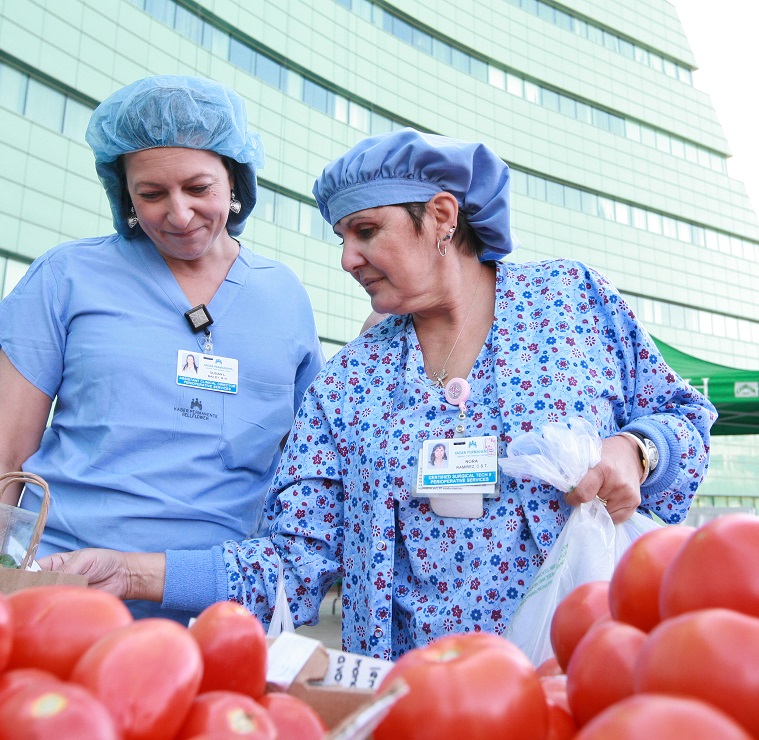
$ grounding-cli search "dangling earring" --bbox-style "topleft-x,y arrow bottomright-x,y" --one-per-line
438,225 -> 455,255
229,190 -> 242,214
127,206 -> 139,229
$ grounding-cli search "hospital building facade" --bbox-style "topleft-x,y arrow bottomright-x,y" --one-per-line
1,0 -> 758,507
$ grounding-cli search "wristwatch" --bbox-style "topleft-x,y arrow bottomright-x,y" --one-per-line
618,431 -> 659,485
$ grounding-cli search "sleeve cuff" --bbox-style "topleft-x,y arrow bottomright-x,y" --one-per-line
620,422 -> 676,495
162,546 -> 229,613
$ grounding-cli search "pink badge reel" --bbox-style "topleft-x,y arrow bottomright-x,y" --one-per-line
445,377 -> 471,418
430,377 -> 482,518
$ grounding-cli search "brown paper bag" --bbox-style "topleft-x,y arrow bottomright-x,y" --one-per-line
0,472 -> 88,594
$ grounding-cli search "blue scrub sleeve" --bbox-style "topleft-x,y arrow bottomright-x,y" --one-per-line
162,546 -> 229,613
0,258 -> 65,397
619,421 -> 675,493
579,266 -> 715,507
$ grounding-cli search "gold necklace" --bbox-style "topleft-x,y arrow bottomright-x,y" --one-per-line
430,267 -> 484,388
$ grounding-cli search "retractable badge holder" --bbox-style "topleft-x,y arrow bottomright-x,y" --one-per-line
429,377 -> 483,519
184,304 -> 214,353
445,378 -> 471,436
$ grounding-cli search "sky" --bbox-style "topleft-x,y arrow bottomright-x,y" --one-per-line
669,0 -> 759,216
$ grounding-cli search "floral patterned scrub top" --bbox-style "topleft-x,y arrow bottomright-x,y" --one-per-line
221,259 -> 716,660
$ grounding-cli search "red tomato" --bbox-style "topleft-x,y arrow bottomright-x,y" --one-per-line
535,655 -> 564,677
258,692 -> 327,740
659,514 -> 759,619
189,600 -> 267,699
175,691 -> 276,739
566,619 -> 646,727
634,608 -> 759,737
0,679 -> 119,739
550,580 -> 610,672
0,591 -> 11,672
609,524 -> 693,631
0,668 -> 61,702
71,618 -> 203,740
540,675 -> 570,712
540,675 -> 577,740
7,585 -> 132,678
374,632 -> 548,740
575,694 -> 753,739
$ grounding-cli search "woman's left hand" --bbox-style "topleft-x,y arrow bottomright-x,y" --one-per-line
564,435 -> 643,524
37,548 -> 166,603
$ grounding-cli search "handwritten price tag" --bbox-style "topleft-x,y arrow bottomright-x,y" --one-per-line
322,649 -> 394,690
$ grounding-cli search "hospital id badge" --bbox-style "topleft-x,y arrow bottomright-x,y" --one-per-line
176,350 -> 239,394
415,466 -> 496,498
419,436 -> 498,492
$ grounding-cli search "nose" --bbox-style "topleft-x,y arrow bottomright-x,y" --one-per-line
340,237 -> 366,277
166,194 -> 194,229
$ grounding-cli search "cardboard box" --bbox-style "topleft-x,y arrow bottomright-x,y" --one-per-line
0,568 -> 88,594
286,647 -> 375,729
266,632 -> 396,731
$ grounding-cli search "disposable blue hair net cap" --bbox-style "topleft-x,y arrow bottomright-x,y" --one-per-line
86,75 -> 265,237
312,128 -> 520,261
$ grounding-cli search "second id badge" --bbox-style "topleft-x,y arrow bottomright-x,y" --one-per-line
176,350 -> 239,394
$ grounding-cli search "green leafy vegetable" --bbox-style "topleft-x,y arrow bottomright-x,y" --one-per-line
0,553 -> 20,568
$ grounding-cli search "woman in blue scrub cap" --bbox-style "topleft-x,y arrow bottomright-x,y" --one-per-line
0,76 -> 323,622
40,129 -> 714,659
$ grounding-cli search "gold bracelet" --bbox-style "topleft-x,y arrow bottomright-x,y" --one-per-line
616,432 -> 650,486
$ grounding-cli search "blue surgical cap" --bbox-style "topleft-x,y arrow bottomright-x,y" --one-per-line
312,128 -> 520,261
86,75 -> 265,238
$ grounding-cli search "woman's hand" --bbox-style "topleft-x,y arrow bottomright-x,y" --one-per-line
37,549 -> 167,603
564,435 -> 643,524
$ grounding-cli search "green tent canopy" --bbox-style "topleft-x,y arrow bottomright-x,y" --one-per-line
651,337 -> 759,436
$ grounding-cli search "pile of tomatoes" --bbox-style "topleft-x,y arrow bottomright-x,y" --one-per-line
1,511 -> 758,739
371,512 -> 759,739
0,594 -> 327,739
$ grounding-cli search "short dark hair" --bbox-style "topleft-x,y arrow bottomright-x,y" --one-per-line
398,202 -> 486,259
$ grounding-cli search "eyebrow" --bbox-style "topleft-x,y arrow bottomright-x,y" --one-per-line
335,211 -> 376,234
131,173 -> 221,189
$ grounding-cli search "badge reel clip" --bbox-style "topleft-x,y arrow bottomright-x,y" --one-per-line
446,378 -> 470,434
429,378 -> 484,519
185,304 -> 213,353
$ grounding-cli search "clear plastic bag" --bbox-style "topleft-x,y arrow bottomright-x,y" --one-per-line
612,507 -> 663,562
498,418 -> 661,665
506,499 -> 661,666
267,555 -> 295,638
498,416 -> 602,492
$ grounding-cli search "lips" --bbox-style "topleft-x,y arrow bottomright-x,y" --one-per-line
169,227 -> 203,238
360,276 -> 383,290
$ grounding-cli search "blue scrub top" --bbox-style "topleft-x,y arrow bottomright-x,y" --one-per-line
0,234 -> 324,617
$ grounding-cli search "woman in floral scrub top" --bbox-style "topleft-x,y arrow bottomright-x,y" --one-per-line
42,128 -> 716,660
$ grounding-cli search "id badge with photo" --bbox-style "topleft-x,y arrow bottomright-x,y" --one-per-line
176,350 -> 239,394
417,436 -> 499,497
